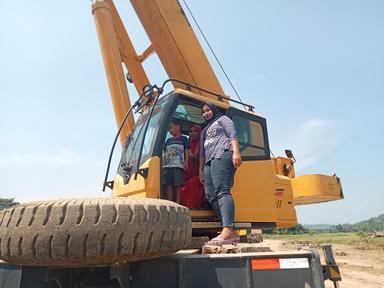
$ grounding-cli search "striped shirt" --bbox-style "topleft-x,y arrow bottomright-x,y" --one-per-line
200,115 -> 237,163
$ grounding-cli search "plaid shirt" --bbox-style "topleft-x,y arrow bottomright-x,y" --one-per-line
200,115 -> 237,163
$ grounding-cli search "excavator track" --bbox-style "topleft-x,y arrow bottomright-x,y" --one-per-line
0,198 -> 191,266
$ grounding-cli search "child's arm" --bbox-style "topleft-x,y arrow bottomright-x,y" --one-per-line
183,136 -> 190,169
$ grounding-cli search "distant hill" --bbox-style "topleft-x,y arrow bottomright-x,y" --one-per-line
350,213 -> 384,231
304,213 -> 384,232
355,213 -> 384,226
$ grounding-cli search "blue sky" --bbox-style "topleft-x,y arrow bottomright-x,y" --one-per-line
0,0 -> 383,224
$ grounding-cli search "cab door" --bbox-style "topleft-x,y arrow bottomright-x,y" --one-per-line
226,108 -> 278,227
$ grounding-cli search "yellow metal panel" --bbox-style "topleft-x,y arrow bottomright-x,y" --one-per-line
330,267 -> 341,279
273,157 -> 296,178
113,156 -> 161,198
273,175 -> 297,228
233,160 -> 296,227
113,174 -> 145,196
291,174 -> 343,206
232,160 -> 277,223
175,88 -> 230,109
238,229 -> 248,236
190,209 -> 216,218
130,0 -> 225,99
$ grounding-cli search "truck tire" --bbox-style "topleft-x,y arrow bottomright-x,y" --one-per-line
0,198 -> 191,266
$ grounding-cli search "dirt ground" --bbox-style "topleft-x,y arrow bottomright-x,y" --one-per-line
266,239 -> 384,288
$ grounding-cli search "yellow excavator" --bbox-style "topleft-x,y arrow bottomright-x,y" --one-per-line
0,1 -> 343,282
92,0 -> 343,230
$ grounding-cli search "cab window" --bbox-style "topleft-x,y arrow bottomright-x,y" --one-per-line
119,94 -> 169,181
231,114 -> 268,158
173,102 -> 205,125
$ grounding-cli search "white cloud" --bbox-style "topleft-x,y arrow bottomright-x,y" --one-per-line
293,119 -> 339,169
0,150 -> 83,167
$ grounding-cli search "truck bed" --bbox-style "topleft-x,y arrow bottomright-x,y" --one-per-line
0,247 -> 331,288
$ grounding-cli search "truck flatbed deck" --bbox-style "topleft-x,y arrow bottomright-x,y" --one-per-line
0,245 -> 340,288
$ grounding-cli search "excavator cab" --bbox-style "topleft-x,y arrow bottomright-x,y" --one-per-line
111,88 -> 299,232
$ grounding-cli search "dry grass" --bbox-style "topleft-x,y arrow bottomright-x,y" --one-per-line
264,232 -> 384,250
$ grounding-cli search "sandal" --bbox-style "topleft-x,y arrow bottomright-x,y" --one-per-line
205,236 -> 240,246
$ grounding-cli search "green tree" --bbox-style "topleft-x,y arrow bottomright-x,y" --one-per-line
0,198 -> 20,210
287,224 -> 307,234
335,224 -> 344,232
268,224 -> 308,235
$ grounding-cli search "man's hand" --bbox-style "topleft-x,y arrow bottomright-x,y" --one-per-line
232,151 -> 242,168
199,169 -> 204,184
199,157 -> 205,184
230,139 -> 242,168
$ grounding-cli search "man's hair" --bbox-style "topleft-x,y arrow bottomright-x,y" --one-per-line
170,119 -> 181,127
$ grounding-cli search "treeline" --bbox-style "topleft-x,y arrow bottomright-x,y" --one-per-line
321,214 -> 384,233
0,198 -> 20,211
333,215 -> 384,232
265,224 -> 309,235
266,213 -> 384,234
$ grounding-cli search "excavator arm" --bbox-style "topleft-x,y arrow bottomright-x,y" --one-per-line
91,0 -> 225,143
129,0 -> 224,95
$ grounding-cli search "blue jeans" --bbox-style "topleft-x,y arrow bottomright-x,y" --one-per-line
203,150 -> 236,228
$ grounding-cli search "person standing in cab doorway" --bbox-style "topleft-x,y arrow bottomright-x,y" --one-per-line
199,103 -> 242,245
180,124 -> 207,208
162,119 -> 190,203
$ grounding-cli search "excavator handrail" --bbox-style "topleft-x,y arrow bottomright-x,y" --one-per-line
102,93 -> 147,191
102,103 -> 137,191
103,82 -> 165,191
164,78 -> 255,112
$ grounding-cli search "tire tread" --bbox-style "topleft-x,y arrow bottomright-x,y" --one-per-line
0,198 -> 191,266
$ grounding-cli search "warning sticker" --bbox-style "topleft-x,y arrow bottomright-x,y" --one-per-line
251,258 -> 309,270
279,258 -> 309,269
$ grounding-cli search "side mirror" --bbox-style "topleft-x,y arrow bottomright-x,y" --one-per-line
285,149 -> 296,163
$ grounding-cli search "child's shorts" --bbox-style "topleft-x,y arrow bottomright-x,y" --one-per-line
162,167 -> 185,186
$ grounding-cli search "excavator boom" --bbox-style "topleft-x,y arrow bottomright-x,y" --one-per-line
130,0 -> 224,96
92,0 -> 226,143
